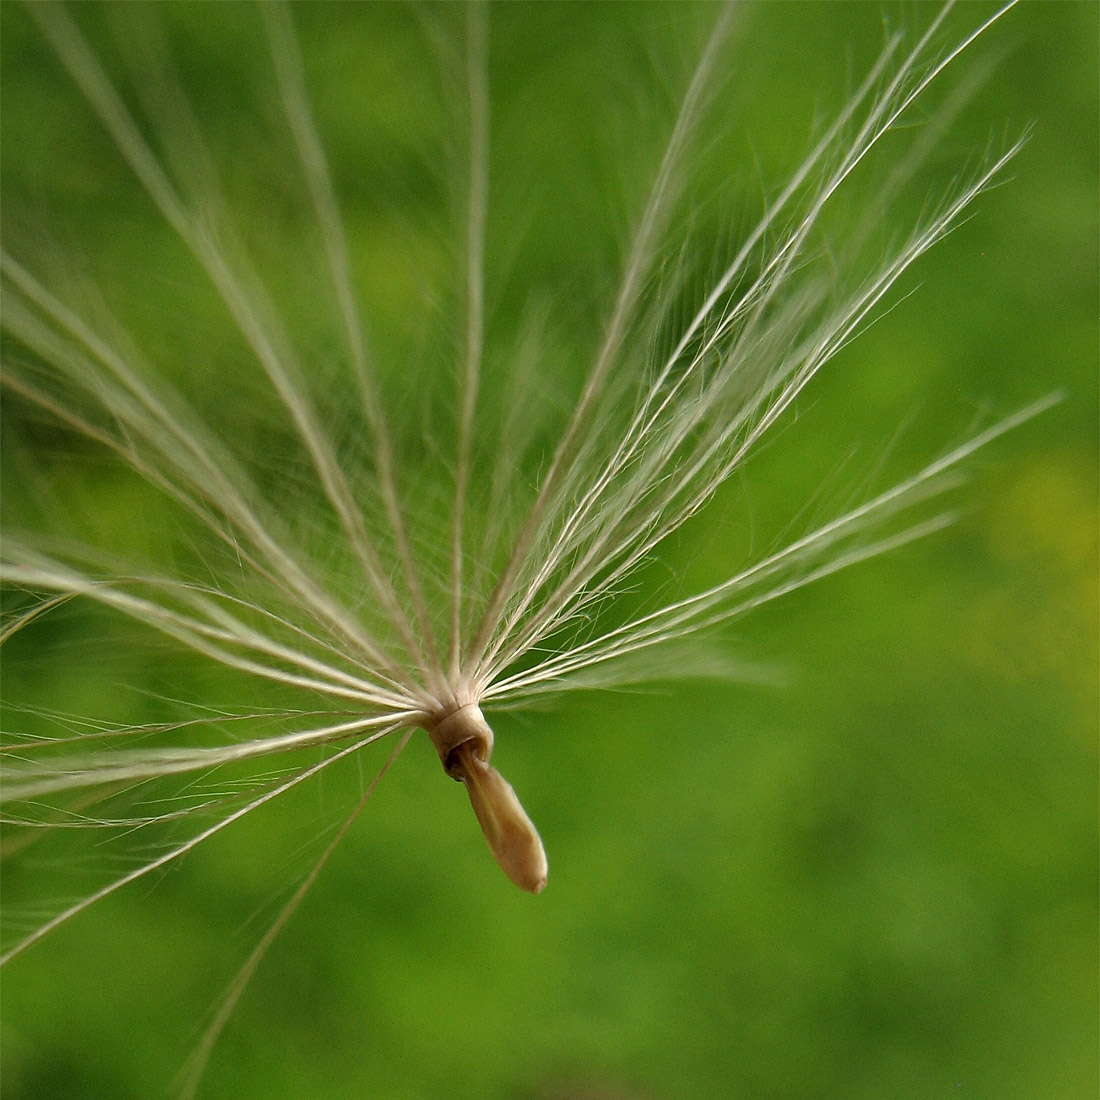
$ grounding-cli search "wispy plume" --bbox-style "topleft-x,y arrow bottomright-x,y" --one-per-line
0,1 -> 1048,1086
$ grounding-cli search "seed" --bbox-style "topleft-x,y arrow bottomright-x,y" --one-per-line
427,702 -> 548,893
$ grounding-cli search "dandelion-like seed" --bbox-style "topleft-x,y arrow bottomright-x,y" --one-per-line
0,0 -> 1053,1089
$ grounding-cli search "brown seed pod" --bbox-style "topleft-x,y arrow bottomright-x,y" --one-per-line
426,703 -> 547,893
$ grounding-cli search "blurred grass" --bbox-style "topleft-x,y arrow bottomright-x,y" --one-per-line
1,3 -> 1097,1099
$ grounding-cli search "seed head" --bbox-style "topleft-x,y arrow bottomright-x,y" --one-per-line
0,7 -> 1050,1086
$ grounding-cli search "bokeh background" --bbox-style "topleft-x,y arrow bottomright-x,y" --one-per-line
2,3 -> 1096,1099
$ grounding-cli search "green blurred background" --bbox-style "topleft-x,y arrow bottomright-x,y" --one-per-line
2,3 -> 1096,1099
